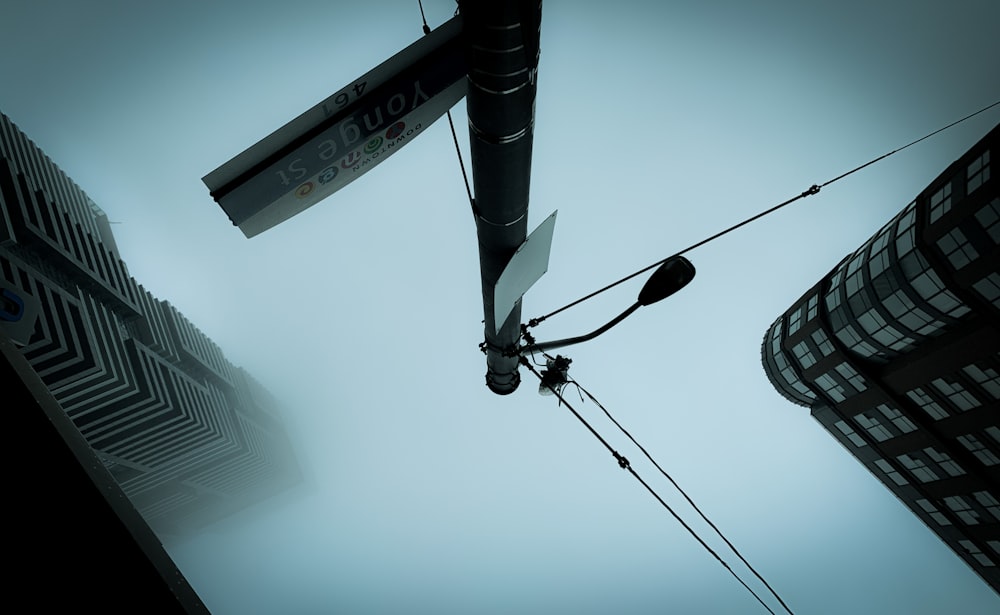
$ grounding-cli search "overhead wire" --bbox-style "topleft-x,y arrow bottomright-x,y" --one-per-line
521,358 -> 782,615
417,0 -> 476,212
527,99 -> 1000,328
567,374 -> 796,615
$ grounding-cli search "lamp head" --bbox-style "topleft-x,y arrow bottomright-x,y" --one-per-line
637,256 -> 696,306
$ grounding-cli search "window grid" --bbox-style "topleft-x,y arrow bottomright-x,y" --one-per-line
974,198 -> 999,244
792,341 -> 816,370
834,420 -> 866,448
788,306 -> 803,335
877,403 -> 916,433
835,362 -> 866,392
874,458 -> 908,486
929,182 -> 952,223
806,294 -> 819,320
966,149 -> 990,194
916,498 -> 952,526
988,427 -> 1000,446
906,387 -> 949,420
895,204 -> 917,257
811,329 -> 835,356
958,434 -> 1000,466
770,322 -> 816,401
924,447 -> 966,477
943,496 -> 981,525
897,453 -> 940,482
931,377 -> 981,411
974,491 -> 1000,521
814,373 -> 846,403
854,412 -> 893,442
972,272 -> 1000,308
936,227 -> 979,269
958,540 -> 996,567
962,363 -> 1000,399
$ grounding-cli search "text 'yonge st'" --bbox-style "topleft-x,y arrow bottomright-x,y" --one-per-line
203,15 -> 465,238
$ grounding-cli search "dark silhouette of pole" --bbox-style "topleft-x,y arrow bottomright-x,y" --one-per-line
462,0 -> 542,394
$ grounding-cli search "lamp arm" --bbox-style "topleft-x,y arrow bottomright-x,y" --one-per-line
523,302 -> 641,354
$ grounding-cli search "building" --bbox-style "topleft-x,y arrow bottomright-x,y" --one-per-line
0,111 -> 301,540
762,124 -> 999,592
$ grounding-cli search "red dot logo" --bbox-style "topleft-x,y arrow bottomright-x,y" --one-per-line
385,122 -> 405,139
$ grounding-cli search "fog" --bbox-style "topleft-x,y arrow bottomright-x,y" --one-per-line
2,0 -> 999,613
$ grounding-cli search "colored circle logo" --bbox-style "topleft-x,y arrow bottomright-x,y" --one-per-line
295,182 -> 314,198
385,122 -> 405,139
340,151 -> 362,169
318,166 -> 338,184
364,137 -> 383,154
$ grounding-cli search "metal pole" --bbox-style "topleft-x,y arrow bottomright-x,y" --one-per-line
462,0 -> 542,394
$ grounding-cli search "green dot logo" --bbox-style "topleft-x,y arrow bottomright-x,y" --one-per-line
364,137 -> 383,154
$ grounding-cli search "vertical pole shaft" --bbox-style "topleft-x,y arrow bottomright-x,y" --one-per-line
461,0 -> 542,394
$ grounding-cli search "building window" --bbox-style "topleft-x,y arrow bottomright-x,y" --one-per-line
924,447 -> 966,477
857,307 -> 910,350
835,362 -> 866,392
882,289 -> 944,337
958,434 -> 1000,466
963,363 -> 1000,399
975,198 -> 1000,244
833,322 -> 880,358
788,305 -> 803,335
966,149 -> 990,194
901,255 -> 969,317
834,420 -> 867,448
929,182 -> 952,223
906,387 -> 949,420
931,377 -> 981,411
877,403 -> 916,433
874,458 -> 908,486
792,341 -> 817,370
895,204 -> 917,256
936,228 -> 979,270
944,496 -> 981,525
814,372 -> 847,403
806,294 -> 819,320
974,491 -> 1000,521
769,322 -> 816,402
845,253 -> 866,297
988,427 -> 1000,445
811,329 -> 835,356
958,540 -> 996,567
972,272 -> 1000,308
916,499 -> 952,526
854,412 -> 892,442
897,453 -> 940,482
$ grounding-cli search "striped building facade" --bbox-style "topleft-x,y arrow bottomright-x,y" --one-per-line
0,112 -> 300,538
762,125 -> 999,592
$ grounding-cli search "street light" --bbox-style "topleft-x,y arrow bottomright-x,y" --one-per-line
521,255 -> 696,356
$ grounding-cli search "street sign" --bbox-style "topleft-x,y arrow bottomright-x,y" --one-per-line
203,16 -> 465,238
493,211 -> 557,333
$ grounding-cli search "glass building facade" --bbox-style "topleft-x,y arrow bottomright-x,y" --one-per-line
763,125 -> 999,593
0,111 -> 301,539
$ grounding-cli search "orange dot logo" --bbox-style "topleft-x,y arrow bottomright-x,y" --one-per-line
295,182 -> 315,198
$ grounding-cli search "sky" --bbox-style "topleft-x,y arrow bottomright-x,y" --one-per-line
2,0 -> 1000,613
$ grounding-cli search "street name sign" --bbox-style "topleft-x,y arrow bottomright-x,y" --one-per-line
203,16 -> 465,237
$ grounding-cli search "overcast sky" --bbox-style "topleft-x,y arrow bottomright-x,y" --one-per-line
3,1 -> 1000,613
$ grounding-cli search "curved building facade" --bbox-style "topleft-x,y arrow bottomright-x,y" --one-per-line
763,125 -> 999,592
